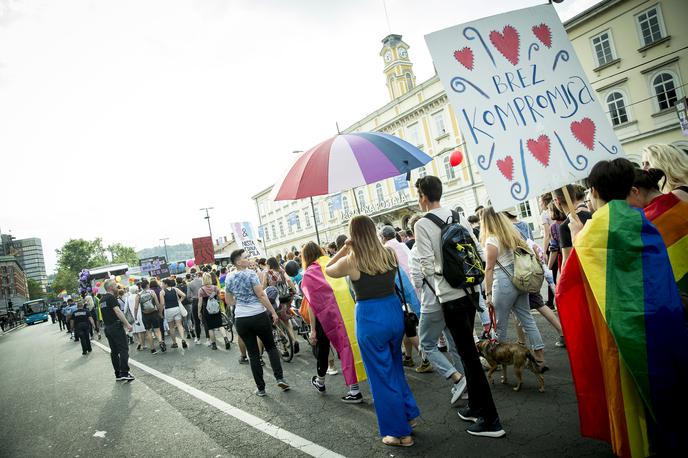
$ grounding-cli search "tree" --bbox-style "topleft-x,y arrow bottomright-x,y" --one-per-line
55,238 -> 108,273
26,278 -> 45,299
107,243 -> 139,266
50,268 -> 78,296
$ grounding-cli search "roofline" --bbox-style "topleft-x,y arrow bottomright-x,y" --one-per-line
252,185 -> 274,200
563,0 -> 621,29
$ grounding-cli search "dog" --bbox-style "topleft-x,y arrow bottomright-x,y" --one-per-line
476,340 -> 545,393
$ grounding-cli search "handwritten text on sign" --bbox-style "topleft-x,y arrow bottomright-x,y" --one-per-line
231,222 -> 265,258
425,4 -> 622,210
192,236 -> 215,266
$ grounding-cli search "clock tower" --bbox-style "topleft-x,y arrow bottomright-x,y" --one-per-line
380,34 -> 416,101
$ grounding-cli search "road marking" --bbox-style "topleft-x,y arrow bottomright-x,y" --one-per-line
92,341 -> 345,458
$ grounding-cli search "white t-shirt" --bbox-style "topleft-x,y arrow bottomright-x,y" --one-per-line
486,236 -> 514,266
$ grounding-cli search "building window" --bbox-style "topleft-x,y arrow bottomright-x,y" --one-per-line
304,210 -> 311,227
431,111 -> 447,137
653,72 -> 678,111
417,166 -> 427,178
606,91 -> 629,126
591,31 -> 615,67
357,189 -> 366,209
518,202 -> 532,218
342,195 -> 350,213
406,123 -> 422,147
405,72 -> 414,91
328,201 -> 335,219
278,220 -> 285,238
443,155 -> 456,180
271,225 -> 277,240
314,207 -> 322,224
376,183 -> 385,202
295,214 -> 301,231
637,6 -> 665,47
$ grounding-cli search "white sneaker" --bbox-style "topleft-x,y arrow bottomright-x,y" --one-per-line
326,367 -> 339,376
194,338 -> 200,345
205,340 -> 212,347
451,377 -> 467,404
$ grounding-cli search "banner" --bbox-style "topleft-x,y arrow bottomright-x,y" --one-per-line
676,97 -> 688,136
231,222 -> 265,258
139,256 -> 170,278
393,174 -> 410,191
192,236 -> 215,266
425,4 -> 622,210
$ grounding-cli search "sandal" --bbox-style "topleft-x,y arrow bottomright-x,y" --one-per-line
382,436 -> 414,447
408,418 -> 419,428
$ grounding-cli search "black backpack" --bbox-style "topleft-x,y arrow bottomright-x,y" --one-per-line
424,211 -> 485,291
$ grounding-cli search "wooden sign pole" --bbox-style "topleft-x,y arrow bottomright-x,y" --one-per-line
562,185 -> 581,225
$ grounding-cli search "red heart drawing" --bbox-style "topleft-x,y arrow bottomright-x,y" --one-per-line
489,25 -> 520,66
532,23 -> 552,48
496,156 -> 514,181
570,118 -> 596,150
453,47 -> 474,70
527,135 -> 551,167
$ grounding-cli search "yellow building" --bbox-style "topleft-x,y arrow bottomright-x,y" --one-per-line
565,0 -> 688,160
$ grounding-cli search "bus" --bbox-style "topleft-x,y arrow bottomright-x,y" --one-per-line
22,299 -> 49,325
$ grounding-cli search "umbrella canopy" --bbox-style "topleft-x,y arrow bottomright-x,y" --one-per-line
272,132 -> 432,201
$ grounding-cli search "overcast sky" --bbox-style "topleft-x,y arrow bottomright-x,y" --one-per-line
0,0 -> 597,274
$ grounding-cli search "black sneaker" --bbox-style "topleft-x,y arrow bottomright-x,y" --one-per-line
224,338 -> 230,350
120,373 -> 135,382
136,344 -> 142,351
311,376 -> 326,393
259,357 -> 265,366
294,341 -> 300,354
82,352 -> 87,355
182,340 -> 188,349
211,342 -> 218,350
458,406 -> 480,422
238,356 -> 249,364
277,379 -> 290,391
151,348 -> 158,355
466,417 -> 506,438
160,342 -> 167,353
171,343 -> 179,349
341,392 -> 363,404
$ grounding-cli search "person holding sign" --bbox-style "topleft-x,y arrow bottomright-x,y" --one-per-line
557,158 -> 688,457
551,185 -> 591,268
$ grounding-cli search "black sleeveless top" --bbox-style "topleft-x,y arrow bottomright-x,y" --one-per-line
164,288 -> 179,309
351,269 -> 396,301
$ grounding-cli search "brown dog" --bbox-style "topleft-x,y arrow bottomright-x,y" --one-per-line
476,340 -> 545,392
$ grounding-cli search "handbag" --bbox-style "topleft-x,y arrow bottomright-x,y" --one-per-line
124,306 -> 135,325
179,301 -> 188,318
395,267 -> 419,338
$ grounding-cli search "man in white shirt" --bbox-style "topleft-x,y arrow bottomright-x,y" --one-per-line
413,175 -> 504,438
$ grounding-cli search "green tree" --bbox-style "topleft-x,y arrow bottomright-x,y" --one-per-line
107,243 -> 139,266
26,278 -> 45,299
51,268 -> 78,295
55,238 -> 108,273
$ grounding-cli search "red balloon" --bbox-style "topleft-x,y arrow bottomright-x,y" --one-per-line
450,149 -> 464,167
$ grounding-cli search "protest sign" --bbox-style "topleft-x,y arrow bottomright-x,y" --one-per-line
393,174 -> 410,191
192,236 -> 215,265
139,256 -> 170,278
425,4 -> 622,210
231,222 -> 265,258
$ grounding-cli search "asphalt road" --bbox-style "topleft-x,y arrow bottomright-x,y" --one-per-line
0,315 -> 613,458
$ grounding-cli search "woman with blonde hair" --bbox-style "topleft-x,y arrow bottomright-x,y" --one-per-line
326,215 -> 419,447
480,207 -> 547,368
641,144 -> 688,201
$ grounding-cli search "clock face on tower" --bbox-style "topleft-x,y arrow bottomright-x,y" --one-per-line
384,51 -> 392,62
399,48 -> 408,58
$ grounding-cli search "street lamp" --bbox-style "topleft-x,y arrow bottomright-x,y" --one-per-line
292,150 -> 321,245
159,238 -> 169,262
200,207 -> 214,242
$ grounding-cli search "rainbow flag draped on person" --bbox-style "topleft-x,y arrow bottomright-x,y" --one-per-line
301,256 -> 366,385
556,200 -> 688,457
642,193 -> 688,296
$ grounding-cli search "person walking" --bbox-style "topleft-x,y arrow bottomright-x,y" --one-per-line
186,270 -> 205,345
56,304 -> 66,331
226,249 -> 290,396
198,273 -> 231,350
160,279 -> 188,349
48,304 -> 57,324
263,257 -> 299,355
126,285 -> 146,350
134,279 -> 165,354
176,276 -> 194,340
101,279 -> 134,381
70,301 -> 95,355
480,207 -> 548,369
414,175 -> 504,438
326,215 -> 419,447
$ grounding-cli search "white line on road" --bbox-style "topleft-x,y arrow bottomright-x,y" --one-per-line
92,341 -> 345,458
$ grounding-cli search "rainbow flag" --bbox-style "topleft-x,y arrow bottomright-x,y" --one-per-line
643,193 -> 688,295
300,256 -> 366,385
556,200 -> 688,457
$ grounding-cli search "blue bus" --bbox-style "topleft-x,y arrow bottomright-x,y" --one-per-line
22,299 -> 49,325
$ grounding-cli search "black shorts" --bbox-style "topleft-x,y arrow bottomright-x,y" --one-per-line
528,292 -> 545,310
142,312 -> 161,330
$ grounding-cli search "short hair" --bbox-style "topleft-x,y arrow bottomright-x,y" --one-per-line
220,267 -> 227,274
327,242 -> 337,251
548,201 -> 566,222
267,257 -> 280,270
415,175 -> 442,202
552,184 -> 586,208
140,278 -> 149,289
405,229 -> 413,238
467,214 -> 480,224
257,258 -> 267,266
103,279 -> 116,291
380,225 -> 396,241
163,278 -> 176,287
408,214 -> 422,235
230,249 -> 245,265
335,234 -> 348,250
185,273 -> 191,280
149,279 -> 159,289
190,268 -> 197,274
586,158 -> 636,202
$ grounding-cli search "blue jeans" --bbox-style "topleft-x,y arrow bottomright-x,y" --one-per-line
493,265 -> 544,350
419,310 -> 464,379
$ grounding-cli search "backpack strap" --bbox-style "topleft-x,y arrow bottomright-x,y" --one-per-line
423,212 -> 447,229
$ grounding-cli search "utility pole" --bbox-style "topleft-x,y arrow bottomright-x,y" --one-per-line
200,207 -> 214,242
159,238 -> 169,262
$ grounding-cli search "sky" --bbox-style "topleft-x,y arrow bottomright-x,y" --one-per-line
0,0 -> 598,274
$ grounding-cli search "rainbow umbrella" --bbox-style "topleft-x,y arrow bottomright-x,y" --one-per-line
271,132 -> 432,200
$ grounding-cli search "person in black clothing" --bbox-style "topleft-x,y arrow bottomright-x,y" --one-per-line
551,184 -> 592,268
101,279 -> 134,381
57,305 -> 66,331
70,302 -> 95,355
